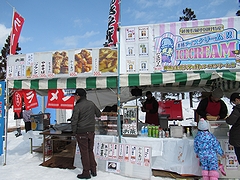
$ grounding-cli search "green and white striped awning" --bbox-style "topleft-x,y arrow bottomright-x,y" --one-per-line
8,76 -> 118,89
7,70 -> 240,90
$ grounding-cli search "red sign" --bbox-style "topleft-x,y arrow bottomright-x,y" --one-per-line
22,89 -> 38,110
47,89 -> 74,109
10,10 -> 24,55
13,91 -> 23,117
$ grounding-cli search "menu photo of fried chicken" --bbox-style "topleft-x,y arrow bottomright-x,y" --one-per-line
74,49 -> 92,73
99,48 -> 117,73
52,51 -> 69,74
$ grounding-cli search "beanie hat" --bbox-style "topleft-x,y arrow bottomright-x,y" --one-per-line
198,118 -> 209,131
230,92 -> 240,102
212,88 -> 223,98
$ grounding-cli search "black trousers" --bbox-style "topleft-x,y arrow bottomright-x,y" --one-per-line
234,146 -> 240,164
75,132 -> 97,174
25,121 -> 32,132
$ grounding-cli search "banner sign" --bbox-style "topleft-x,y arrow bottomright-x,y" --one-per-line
0,81 -> 5,155
47,89 -> 74,109
7,47 -> 118,80
107,0 -> 120,46
120,16 -> 240,72
10,10 -> 24,55
13,89 -> 38,116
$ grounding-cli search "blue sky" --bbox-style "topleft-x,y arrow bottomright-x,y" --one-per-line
0,0 -> 239,54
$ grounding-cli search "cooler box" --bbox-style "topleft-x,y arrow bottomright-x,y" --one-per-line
158,100 -> 183,120
30,113 -> 50,131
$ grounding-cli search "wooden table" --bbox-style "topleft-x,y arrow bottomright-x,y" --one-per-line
40,129 -> 76,163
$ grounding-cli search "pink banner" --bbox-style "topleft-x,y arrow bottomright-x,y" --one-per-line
10,10 -> 24,55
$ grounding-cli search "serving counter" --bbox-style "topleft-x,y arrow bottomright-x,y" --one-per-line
38,129 -> 240,179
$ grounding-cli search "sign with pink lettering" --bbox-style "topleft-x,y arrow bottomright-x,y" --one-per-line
120,16 -> 240,72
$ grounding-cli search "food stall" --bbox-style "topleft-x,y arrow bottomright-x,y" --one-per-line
5,15 -> 240,179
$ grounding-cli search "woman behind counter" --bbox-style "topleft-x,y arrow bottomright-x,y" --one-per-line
141,91 -> 159,126
196,88 -> 228,120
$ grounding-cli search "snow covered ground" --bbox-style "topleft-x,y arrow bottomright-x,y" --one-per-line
1,94 -> 233,179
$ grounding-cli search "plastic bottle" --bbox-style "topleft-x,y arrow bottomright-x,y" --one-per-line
144,126 -> 148,137
159,128 -> 163,138
148,125 -> 152,137
186,127 -> 190,137
141,126 -> 145,137
155,126 -> 159,138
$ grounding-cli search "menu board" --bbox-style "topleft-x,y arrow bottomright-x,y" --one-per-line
6,47 -> 118,80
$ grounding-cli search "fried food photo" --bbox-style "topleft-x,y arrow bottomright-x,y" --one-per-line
52,51 -> 69,74
99,48 -> 117,73
74,49 -> 92,73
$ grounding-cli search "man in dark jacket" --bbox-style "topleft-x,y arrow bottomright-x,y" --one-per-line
141,91 -> 159,125
196,88 -> 228,120
71,88 -> 101,179
226,92 -> 240,164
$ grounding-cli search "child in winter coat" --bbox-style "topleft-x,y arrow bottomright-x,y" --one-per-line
194,118 -> 225,180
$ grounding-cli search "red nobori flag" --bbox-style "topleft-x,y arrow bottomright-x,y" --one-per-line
47,89 -> 74,109
107,0 -> 120,46
22,89 -> 38,110
10,9 -> 24,55
13,90 -> 23,117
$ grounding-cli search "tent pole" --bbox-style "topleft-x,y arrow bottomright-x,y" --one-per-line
117,0 -> 122,143
3,80 -> 9,165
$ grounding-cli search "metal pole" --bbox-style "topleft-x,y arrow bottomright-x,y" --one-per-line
3,80 -> 9,165
117,0 -> 122,143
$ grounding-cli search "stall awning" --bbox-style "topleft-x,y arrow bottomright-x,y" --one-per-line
7,70 -> 240,90
8,76 -> 118,89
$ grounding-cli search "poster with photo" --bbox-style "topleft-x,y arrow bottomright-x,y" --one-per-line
139,43 -> 149,56
226,154 -> 238,169
139,60 -> 148,72
25,53 -> 34,78
106,161 -> 120,173
126,45 -> 135,57
138,26 -> 149,41
125,27 -> 135,42
126,60 -> 136,72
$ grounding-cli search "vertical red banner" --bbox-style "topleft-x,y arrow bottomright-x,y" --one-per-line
10,10 -> 25,55
107,0 -> 120,46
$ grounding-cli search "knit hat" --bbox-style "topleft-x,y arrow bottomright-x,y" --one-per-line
72,88 -> 87,97
198,118 -> 209,131
212,88 -> 223,98
230,92 -> 240,102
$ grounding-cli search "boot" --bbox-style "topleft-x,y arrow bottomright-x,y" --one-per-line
209,170 -> 219,180
77,170 -> 91,179
90,169 -> 97,177
202,170 -> 210,180
15,128 -> 22,137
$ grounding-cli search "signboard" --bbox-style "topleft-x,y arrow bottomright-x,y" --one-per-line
6,47 -> 118,80
120,16 -> 240,72
0,81 -> 5,155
